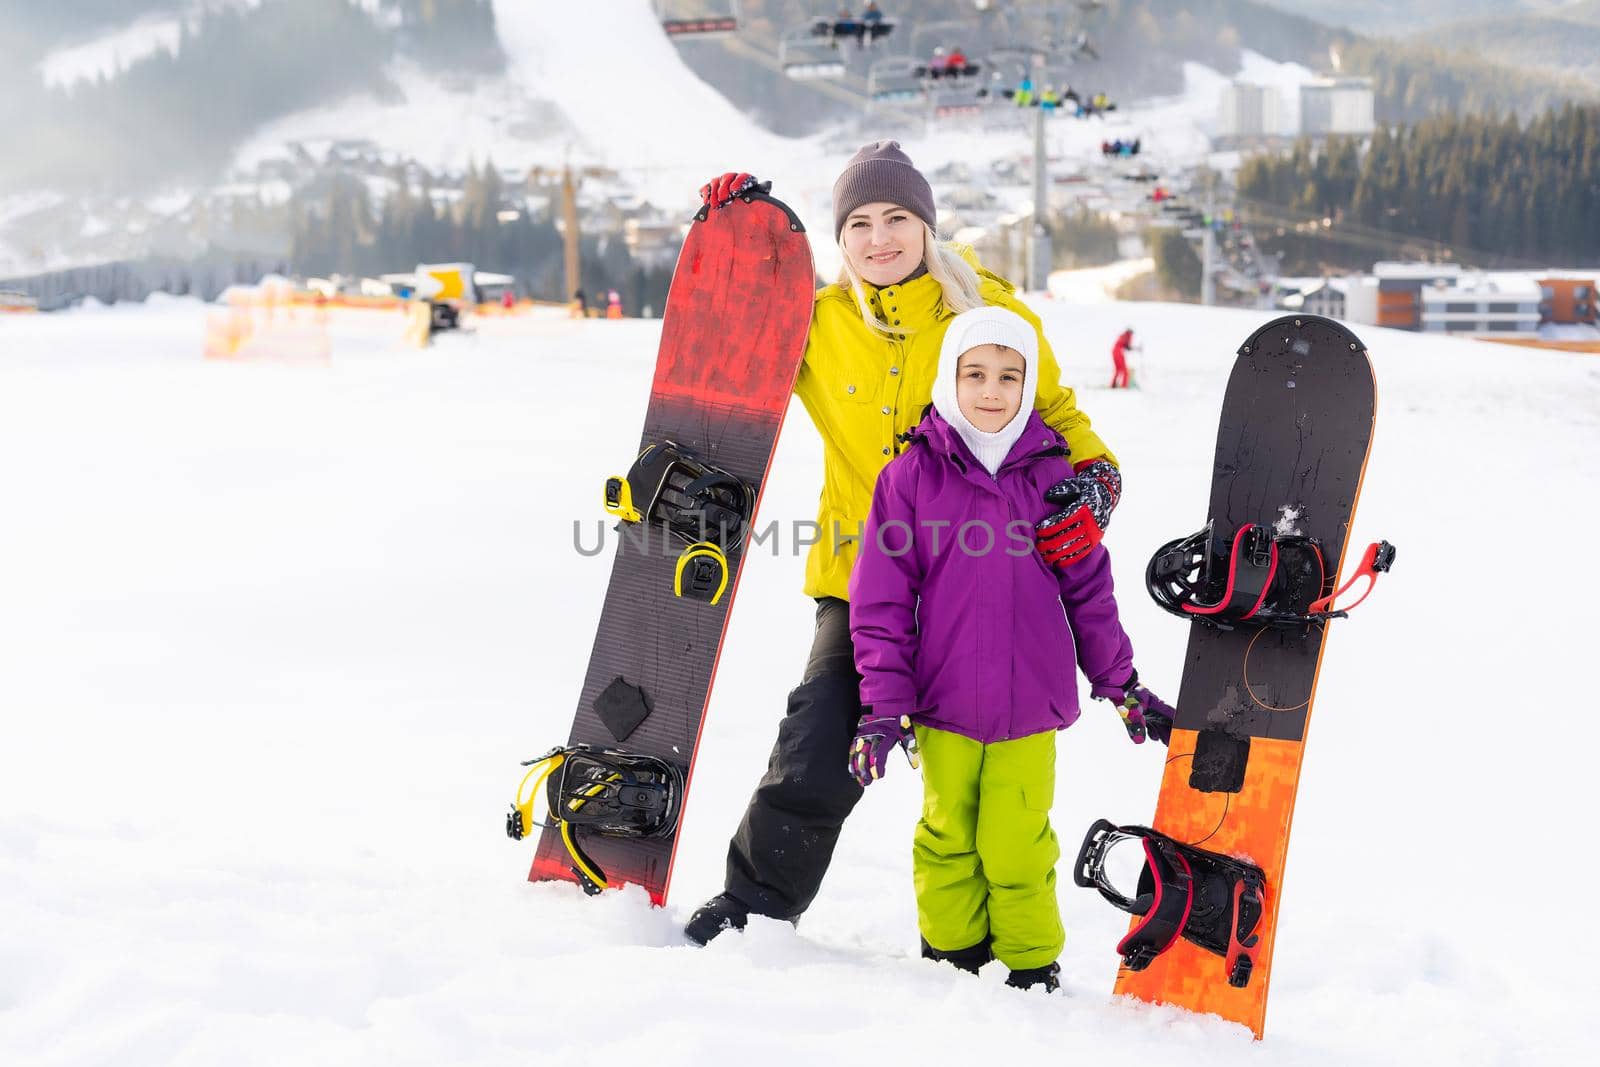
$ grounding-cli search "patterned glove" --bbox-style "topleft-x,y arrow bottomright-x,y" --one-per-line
849,709 -> 920,787
1091,671 -> 1175,746
698,172 -> 764,210
1038,459 -> 1122,567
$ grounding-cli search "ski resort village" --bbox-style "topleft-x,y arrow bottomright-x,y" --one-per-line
1,3 -> 1596,1065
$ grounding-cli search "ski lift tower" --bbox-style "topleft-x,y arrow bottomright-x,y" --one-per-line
527,161 -> 618,303
1008,0 -> 1105,290
1028,90 -> 1052,293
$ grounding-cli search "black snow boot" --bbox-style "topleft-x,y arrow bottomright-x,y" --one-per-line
684,893 -> 750,946
920,936 -> 993,975
1005,960 -> 1061,993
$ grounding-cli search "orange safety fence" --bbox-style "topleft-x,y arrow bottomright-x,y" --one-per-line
204,281 -> 331,364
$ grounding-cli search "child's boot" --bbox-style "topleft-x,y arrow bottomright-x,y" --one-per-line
920,935 -> 992,975
1005,960 -> 1061,993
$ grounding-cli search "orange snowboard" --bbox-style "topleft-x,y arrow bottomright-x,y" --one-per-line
1109,316 -> 1379,1038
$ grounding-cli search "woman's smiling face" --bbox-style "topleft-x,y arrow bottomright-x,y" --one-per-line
841,202 -> 926,287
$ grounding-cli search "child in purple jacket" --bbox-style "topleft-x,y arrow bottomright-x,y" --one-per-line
846,306 -> 1173,993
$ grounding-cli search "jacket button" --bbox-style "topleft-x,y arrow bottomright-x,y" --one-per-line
889,366 -> 899,375
881,406 -> 890,415
847,384 -> 856,394
882,446 -> 891,455
893,319 -> 900,325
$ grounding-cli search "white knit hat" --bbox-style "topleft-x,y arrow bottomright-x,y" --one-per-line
930,306 -> 1039,477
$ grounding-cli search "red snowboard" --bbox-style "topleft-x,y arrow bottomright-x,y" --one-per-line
523,190 -> 815,904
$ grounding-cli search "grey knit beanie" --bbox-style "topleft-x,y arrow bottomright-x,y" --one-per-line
832,140 -> 937,238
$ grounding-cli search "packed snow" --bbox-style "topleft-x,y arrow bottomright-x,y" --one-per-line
1,287 -> 1595,1065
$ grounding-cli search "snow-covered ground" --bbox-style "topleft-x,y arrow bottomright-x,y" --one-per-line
1,291 -> 1595,1064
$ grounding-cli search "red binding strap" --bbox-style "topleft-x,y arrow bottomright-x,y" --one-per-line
1182,524 -> 1277,619
1115,838 -> 1194,962
1309,541 -> 1392,615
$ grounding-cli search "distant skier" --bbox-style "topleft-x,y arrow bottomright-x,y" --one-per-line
606,289 -> 623,319
1110,326 -> 1136,388
571,288 -> 587,319
848,306 -> 1173,992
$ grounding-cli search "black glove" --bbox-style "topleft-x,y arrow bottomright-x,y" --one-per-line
1037,459 -> 1121,567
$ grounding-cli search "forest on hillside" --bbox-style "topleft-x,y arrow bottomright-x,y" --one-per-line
1237,103 -> 1600,271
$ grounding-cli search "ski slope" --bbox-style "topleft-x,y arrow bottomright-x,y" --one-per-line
12,0 -> 1324,280
0,292 -> 1594,1065
231,2 -> 1321,277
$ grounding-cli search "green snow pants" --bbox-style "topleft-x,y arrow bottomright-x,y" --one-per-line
912,725 -> 1063,971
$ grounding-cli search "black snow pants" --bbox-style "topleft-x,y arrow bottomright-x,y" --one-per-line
723,596 -> 865,920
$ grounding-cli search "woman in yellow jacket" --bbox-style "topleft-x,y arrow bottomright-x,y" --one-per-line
685,143 -> 1121,957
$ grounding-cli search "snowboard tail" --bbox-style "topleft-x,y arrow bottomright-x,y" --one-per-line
1093,316 -> 1382,1038
520,191 -> 815,904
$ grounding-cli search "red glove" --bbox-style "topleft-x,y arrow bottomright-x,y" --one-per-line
1037,506 -> 1103,567
698,172 -> 758,210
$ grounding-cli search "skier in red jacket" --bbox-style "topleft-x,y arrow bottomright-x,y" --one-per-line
1110,327 -> 1135,389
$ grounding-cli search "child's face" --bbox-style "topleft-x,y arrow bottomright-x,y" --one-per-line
956,344 -> 1026,432
841,202 -> 926,287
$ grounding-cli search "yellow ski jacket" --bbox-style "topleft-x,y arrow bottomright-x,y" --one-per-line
792,249 -> 1114,601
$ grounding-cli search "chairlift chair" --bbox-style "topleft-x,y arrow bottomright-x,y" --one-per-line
781,29 -> 847,79
656,0 -> 740,37
868,55 -> 924,102
910,19 -> 985,79
811,12 -> 896,47
932,85 -> 985,119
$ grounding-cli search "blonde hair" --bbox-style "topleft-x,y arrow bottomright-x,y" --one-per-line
836,222 -> 986,338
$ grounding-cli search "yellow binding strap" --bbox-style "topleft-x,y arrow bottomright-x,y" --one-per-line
675,542 -> 729,604
561,821 -> 608,890
509,753 -> 565,840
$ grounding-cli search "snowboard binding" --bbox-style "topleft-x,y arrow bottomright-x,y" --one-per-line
1146,520 -> 1395,630
604,441 -> 755,604
507,745 -> 684,895
1074,819 -> 1266,988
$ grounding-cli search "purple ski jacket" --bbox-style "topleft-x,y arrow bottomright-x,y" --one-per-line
848,408 -> 1134,744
